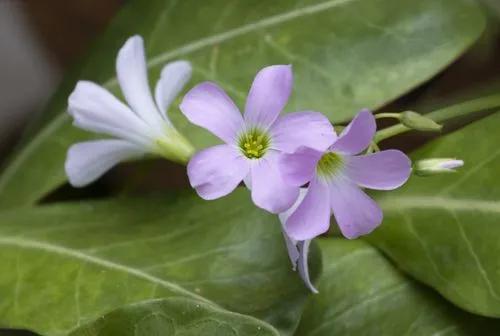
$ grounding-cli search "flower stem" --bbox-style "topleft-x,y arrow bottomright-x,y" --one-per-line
155,127 -> 195,164
366,141 -> 380,154
373,124 -> 409,143
374,112 -> 401,120
374,93 -> 500,143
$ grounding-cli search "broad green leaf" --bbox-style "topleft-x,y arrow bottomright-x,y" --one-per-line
0,190 -> 318,336
0,0 -> 485,208
69,298 -> 278,336
369,112 -> 500,317
296,239 -> 500,336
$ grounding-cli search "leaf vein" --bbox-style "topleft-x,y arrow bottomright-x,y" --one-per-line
451,210 -> 500,301
401,213 -> 465,301
382,196 -> 500,214
142,241 -> 251,271
0,237 -> 212,305
439,146 -> 500,195
309,282 -> 409,336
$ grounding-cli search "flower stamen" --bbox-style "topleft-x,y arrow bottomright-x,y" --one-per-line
317,152 -> 344,178
238,128 -> 270,159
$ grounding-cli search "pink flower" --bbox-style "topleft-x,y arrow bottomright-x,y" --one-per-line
180,65 -> 335,213
280,110 -> 412,240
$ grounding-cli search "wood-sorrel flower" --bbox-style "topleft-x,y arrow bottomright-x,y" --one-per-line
280,110 -> 412,240
180,65 -> 335,214
65,35 -> 194,187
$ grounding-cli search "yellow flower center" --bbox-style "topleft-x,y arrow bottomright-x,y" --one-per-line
238,128 -> 270,159
317,152 -> 344,178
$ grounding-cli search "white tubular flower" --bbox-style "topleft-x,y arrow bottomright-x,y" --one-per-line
65,35 -> 194,187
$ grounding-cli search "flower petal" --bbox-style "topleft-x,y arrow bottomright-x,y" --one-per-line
332,109 -> 376,155
251,151 -> 299,214
285,178 -> 331,240
187,145 -> 249,200
346,149 -> 411,190
278,188 -> 307,225
281,227 -> 300,270
439,159 -> 464,169
68,81 -> 153,147
116,36 -> 164,131
279,188 -> 318,293
280,230 -> 318,293
180,82 -> 244,143
279,188 -> 307,268
244,65 -> 292,129
279,147 -> 323,187
154,60 -> 192,121
297,240 -> 318,294
270,111 -> 336,152
329,180 -> 383,239
65,140 -> 145,187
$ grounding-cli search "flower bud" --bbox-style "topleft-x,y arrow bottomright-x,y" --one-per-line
414,158 -> 464,176
401,111 -> 442,132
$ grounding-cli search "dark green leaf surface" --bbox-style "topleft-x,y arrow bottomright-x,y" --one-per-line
0,0 -> 485,208
370,112 -> 500,317
0,190 -> 317,336
296,239 -> 500,336
69,298 -> 278,336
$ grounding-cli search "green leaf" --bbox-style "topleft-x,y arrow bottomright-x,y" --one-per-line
68,298 -> 278,336
296,239 -> 500,335
369,112 -> 500,317
0,0 -> 485,208
0,189 -> 317,336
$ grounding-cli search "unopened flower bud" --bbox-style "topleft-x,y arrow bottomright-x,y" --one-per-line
414,158 -> 464,176
401,111 -> 442,132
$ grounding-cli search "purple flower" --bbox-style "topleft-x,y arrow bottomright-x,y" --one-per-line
180,65 -> 335,214
280,110 -> 412,240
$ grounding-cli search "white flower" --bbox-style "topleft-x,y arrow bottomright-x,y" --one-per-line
65,35 -> 194,187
